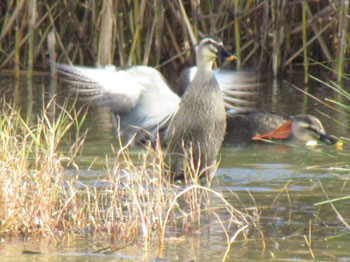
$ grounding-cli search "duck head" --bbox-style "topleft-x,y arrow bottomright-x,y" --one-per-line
196,37 -> 236,70
252,114 -> 338,146
291,115 -> 338,145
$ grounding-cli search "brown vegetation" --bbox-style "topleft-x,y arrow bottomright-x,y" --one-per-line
0,99 -> 252,258
0,0 -> 349,79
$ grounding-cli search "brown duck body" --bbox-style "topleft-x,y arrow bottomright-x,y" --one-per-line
56,37 -> 236,179
225,111 -> 338,145
166,69 -> 226,178
225,111 -> 289,144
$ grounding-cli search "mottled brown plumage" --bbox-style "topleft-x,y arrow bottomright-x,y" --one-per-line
166,37 -> 235,179
56,37 -> 238,180
225,111 -> 338,145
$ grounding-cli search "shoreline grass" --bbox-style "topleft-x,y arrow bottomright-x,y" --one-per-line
0,98 -> 251,258
0,99 -> 87,236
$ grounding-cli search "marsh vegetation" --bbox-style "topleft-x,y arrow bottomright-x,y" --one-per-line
0,1 -> 349,261
1,0 -> 349,80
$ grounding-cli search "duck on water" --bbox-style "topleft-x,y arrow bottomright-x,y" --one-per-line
57,37 -> 247,179
175,67 -> 338,146
56,37 -> 339,178
225,110 -> 338,146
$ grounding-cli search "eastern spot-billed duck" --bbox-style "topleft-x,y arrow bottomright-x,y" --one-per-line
165,37 -> 236,178
57,37 -> 255,178
225,110 -> 338,146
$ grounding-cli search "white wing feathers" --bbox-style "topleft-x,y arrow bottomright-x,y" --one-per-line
57,63 -> 257,141
57,64 -> 180,139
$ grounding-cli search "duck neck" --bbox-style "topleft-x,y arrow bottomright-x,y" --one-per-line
198,60 -> 214,73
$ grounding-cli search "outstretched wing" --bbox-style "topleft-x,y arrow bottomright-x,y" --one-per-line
57,63 -> 143,114
57,64 -> 180,141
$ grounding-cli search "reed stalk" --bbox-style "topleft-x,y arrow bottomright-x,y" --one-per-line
25,73 -> 34,120
271,1 -> 281,77
47,30 -> 57,77
142,18 -> 155,65
284,21 -> 333,67
26,0 -> 36,78
153,0 -> 163,65
234,0 -> 241,70
14,0 -> 23,78
177,0 -> 197,46
116,2 -> 126,65
190,0 -> 199,41
336,0 -> 349,82
304,3 -> 332,61
302,0 -> 309,83
127,0 -> 147,65
97,0 -> 114,66
0,1 -> 348,77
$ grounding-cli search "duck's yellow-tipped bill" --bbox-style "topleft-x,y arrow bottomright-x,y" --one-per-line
226,55 -> 237,61
336,140 -> 343,150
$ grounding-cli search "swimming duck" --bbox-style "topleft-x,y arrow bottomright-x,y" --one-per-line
225,110 -> 338,145
57,37 -> 254,178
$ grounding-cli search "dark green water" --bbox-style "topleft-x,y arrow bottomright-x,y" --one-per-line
0,74 -> 349,261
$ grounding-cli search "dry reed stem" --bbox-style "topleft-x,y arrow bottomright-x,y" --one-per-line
1,1 -> 348,77
289,81 -> 346,116
97,0 -> 114,66
302,0 -> 309,83
336,0 -> 349,82
304,3 -> 332,61
247,190 -> 266,250
318,181 -> 350,230
0,0 -> 26,41
234,0 -> 241,69
303,233 -> 315,259
157,183 -> 249,258
222,224 -> 249,262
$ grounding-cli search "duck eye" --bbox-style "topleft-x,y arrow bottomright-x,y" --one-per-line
307,127 -> 320,136
208,44 -> 218,54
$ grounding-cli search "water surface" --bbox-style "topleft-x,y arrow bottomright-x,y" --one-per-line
0,73 -> 349,261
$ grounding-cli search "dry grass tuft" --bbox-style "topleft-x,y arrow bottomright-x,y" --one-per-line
0,99 -> 251,256
0,99 -> 87,236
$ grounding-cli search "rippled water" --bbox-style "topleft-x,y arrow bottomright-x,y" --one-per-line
0,73 -> 349,261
